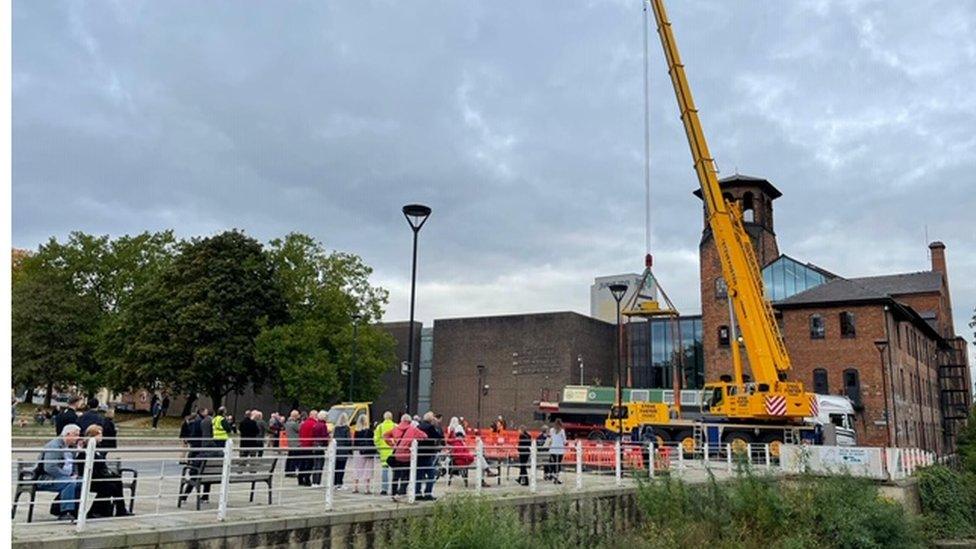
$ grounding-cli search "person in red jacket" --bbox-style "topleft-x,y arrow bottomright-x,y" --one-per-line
447,435 -> 491,488
297,410 -> 319,487
310,411 -> 331,486
383,413 -> 427,501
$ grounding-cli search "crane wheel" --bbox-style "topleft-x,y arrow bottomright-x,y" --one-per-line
674,429 -> 696,457
761,434 -> 784,459
722,431 -> 753,456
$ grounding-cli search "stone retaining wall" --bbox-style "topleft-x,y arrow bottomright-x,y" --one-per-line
13,487 -> 638,549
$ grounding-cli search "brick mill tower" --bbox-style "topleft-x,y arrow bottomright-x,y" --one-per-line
695,174 -> 782,382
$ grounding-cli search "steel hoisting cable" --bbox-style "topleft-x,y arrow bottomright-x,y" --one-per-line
643,0 -> 652,256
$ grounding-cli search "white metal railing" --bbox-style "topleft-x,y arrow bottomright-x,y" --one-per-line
11,435 -> 818,533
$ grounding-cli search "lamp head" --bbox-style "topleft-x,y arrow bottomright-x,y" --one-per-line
402,204 -> 432,231
608,283 -> 628,303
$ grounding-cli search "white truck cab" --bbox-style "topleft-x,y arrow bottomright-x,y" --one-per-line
807,395 -> 857,446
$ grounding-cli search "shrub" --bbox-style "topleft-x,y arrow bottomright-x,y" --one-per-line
634,471 -> 921,548
390,497 -> 526,549
916,464 -> 976,540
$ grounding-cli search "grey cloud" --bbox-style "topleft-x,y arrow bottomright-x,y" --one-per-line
13,1 -> 976,366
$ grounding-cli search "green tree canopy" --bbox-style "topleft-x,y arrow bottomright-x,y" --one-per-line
112,230 -> 286,406
12,270 -> 102,403
257,233 -> 395,408
13,231 -> 179,397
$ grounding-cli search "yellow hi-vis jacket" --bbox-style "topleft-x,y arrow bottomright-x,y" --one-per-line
212,414 -> 229,441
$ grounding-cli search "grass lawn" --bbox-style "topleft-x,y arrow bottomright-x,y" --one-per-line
13,403 -> 181,437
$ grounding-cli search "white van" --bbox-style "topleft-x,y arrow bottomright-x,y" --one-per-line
807,395 -> 857,446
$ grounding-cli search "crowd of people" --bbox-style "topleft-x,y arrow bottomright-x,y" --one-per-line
178,407 -> 571,503
33,398 -> 570,521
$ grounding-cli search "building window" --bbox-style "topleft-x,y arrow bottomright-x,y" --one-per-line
718,325 -> 730,347
715,277 -> 728,299
742,192 -> 755,223
839,312 -> 856,338
809,314 -> 825,339
843,368 -> 862,409
813,368 -> 829,395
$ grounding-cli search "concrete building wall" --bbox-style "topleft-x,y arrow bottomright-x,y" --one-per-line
590,273 -> 644,324
429,312 -> 616,428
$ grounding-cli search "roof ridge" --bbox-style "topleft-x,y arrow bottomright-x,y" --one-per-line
850,270 -> 935,280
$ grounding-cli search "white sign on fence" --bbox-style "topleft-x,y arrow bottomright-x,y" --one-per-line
780,445 -> 887,480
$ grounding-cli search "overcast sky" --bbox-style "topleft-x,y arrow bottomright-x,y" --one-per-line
12,1 -> 976,363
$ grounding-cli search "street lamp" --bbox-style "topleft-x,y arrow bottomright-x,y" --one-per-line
578,354 -> 584,385
874,339 -> 894,447
512,352 -> 519,417
402,203 -> 431,414
348,313 -> 361,402
476,364 -> 486,430
608,283 -> 628,440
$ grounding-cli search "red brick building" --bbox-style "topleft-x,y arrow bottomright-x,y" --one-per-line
697,175 -> 971,452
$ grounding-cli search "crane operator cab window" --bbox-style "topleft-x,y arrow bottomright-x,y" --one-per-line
704,386 -> 725,411
610,405 -> 628,420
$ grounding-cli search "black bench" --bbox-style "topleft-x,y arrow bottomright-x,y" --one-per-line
178,455 -> 277,510
12,459 -> 138,522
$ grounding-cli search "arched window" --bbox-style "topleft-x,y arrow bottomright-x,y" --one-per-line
809,314 -> 825,339
714,277 -> 728,299
718,325 -> 730,347
813,368 -> 829,394
742,192 -> 755,222
843,368 -> 862,409
840,311 -> 856,338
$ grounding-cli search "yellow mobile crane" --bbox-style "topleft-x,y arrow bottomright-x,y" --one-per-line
606,0 -> 818,455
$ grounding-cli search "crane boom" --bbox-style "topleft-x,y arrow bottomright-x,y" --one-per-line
648,0 -> 813,419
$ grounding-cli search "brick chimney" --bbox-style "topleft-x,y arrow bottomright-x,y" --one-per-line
928,241 -> 954,337
929,241 -> 947,275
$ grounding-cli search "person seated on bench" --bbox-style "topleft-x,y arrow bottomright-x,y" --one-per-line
79,425 -> 132,518
37,424 -> 82,520
446,431 -> 491,487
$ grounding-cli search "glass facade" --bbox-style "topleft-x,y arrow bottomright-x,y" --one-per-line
628,316 -> 704,390
761,255 -> 828,302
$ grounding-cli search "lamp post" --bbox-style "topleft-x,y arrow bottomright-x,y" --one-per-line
608,283 -> 628,440
874,339 -> 893,447
512,353 -> 519,418
578,354 -> 584,385
348,314 -> 361,402
402,203 -> 431,414
476,364 -> 486,430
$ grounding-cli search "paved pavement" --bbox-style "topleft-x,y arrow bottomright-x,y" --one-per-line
10,446 -> 758,544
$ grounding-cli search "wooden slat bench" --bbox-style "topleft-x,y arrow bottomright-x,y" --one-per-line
178,454 -> 277,510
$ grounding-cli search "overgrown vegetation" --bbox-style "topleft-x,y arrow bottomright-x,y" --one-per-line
915,406 -> 976,541
635,472 -> 918,548
916,464 -> 976,540
392,472 -> 922,549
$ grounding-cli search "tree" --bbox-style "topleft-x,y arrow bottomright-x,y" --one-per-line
256,233 -> 395,406
113,231 -> 286,407
14,231 -> 179,395
958,407 -> 976,475
12,271 -> 101,405
255,322 -> 340,408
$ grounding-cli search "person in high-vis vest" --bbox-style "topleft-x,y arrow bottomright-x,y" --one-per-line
212,407 -> 230,442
